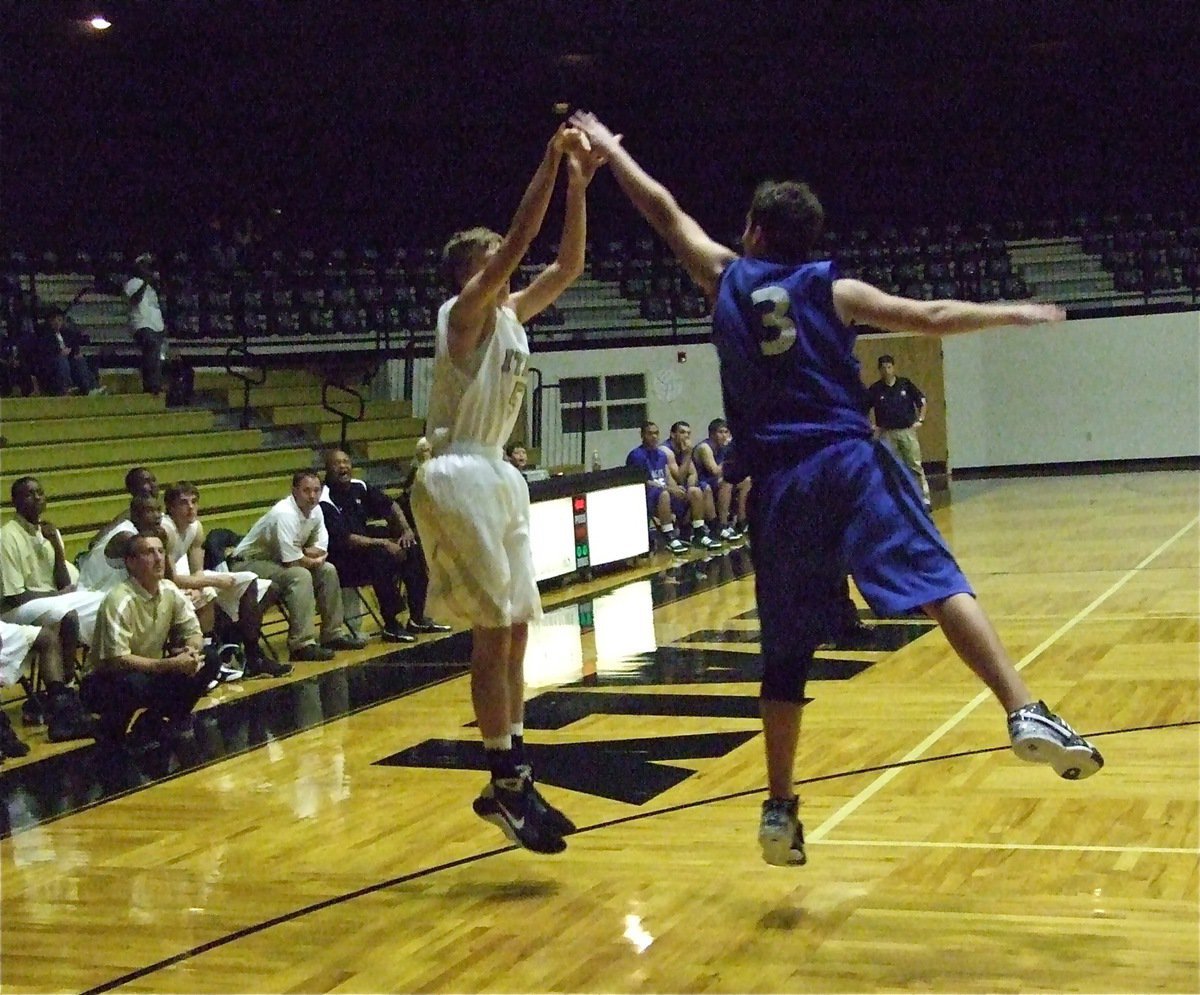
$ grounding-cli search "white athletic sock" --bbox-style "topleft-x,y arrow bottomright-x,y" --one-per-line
482,734 -> 513,751
692,519 -> 705,531
510,723 -> 524,738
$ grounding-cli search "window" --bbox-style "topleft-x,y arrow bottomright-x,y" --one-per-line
558,373 -> 646,433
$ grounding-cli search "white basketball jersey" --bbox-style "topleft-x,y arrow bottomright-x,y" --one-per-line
161,516 -> 199,567
425,298 -> 530,453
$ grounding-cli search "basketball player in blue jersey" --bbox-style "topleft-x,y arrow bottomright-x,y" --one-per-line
411,126 -> 606,854
570,110 -> 1104,867
694,417 -> 750,540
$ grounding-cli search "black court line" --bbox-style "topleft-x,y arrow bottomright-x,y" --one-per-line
78,717 -> 1198,995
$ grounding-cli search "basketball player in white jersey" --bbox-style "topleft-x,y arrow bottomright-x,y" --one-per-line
410,126 -> 605,854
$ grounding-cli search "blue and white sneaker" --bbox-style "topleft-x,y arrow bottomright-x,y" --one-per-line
758,796 -> 806,866
665,535 -> 689,555
1008,700 -> 1104,780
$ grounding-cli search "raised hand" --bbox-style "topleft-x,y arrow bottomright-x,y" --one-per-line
566,139 -> 611,186
568,111 -> 622,158
556,126 -> 591,157
1010,303 -> 1067,325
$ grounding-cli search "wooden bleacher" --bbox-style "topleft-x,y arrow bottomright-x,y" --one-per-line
0,367 -> 425,563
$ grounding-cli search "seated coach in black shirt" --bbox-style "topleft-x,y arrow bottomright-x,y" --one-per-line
319,449 -> 450,643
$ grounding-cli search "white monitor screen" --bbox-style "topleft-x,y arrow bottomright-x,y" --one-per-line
529,496 -> 577,581
586,483 -> 650,567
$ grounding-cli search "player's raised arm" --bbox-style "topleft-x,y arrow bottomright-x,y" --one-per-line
569,110 -> 736,298
832,278 -> 1066,336
512,136 -> 606,324
449,129 -> 569,349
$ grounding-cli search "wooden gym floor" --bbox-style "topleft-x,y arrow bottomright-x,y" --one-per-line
1,470 -> 1197,994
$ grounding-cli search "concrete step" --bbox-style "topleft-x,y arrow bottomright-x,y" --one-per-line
1029,275 -> 1115,298
2,409 -> 214,446
50,473 -> 294,532
0,392 -> 166,420
1,447 -> 313,501
361,436 -> 422,463
0,428 -> 264,474
101,367 -> 325,394
265,399 -> 414,426
223,384 -> 326,408
317,417 -> 425,444
1019,258 -> 1107,281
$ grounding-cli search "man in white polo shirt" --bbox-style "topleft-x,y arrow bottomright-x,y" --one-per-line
123,253 -> 166,395
230,470 -> 366,662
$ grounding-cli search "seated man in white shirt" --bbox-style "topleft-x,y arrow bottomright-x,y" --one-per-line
0,617 -> 95,753
0,476 -> 103,657
85,466 -> 159,554
81,532 -> 220,745
79,495 -> 165,595
161,481 -> 288,678
229,470 -> 366,663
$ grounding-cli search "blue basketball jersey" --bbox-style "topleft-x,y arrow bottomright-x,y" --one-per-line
711,258 -> 872,478
626,444 -> 670,486
693,438 -> 727,488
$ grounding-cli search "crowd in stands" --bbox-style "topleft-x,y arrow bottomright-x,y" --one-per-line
2,209 -> 1197,398
0,454 -> 450,759
0,294 -> 105,398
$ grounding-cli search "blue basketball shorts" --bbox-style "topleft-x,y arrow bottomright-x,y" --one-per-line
645,483 -> 689,523
750,438 -> 972,700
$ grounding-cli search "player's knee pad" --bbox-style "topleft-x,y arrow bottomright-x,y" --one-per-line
760,652 -> 810,704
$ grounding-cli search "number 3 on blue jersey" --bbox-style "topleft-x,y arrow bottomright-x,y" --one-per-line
750,286 -> 797,356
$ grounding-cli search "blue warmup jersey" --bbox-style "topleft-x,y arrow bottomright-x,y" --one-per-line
711,258 -> 872,479
693,438 -> 727,490
625,445 -> 670,487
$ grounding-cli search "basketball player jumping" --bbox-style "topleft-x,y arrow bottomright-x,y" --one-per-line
569,109 -> 1104,867
410,126 -> 605,854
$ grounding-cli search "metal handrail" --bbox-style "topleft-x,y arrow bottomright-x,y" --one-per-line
321,379 -> 366,451
224,345 -> 267,429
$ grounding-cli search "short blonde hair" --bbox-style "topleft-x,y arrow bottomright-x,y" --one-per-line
442,227 -> 502,289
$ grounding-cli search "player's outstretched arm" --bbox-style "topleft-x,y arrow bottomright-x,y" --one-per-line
512,137 -> 606,324
451,129 -> 567,344
832,279 -> 1066,336
569,110 -> 735,298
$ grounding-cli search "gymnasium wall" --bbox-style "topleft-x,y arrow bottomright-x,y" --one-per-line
941,310 -> 1200,468
402,309 -> 1198,472
514,344 -> 725,471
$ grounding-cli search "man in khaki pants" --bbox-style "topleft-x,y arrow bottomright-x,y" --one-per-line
867,355 -> 931,509
230,471 -> 366,662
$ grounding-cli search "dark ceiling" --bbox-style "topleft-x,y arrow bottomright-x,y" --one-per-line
3,0 -> 1196,249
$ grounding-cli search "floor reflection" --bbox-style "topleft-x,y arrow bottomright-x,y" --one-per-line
0,660 -> 465,839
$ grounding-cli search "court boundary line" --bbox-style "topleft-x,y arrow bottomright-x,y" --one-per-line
819,839 -> 1198,855
73,717 -> 1199,995
808,512 -> 1199,844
